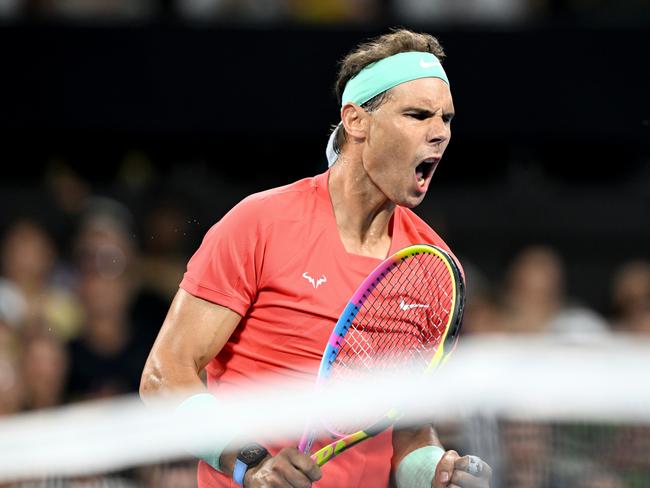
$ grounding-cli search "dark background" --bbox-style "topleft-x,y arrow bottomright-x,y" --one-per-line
0,7 -> 648,312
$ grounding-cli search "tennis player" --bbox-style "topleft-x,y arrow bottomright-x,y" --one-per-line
141,29 -> 492,488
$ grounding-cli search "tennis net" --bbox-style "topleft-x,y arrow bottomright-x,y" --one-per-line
0,335 -> 648,487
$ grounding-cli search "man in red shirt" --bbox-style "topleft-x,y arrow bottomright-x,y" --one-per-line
141,29 -> 492,488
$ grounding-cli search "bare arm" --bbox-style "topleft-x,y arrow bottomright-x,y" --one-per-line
139,289 -> 321,487
140,288 -> 241,404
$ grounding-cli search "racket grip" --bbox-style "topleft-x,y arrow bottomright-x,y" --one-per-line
310,431 -> 369,466
298,432 -> 313,454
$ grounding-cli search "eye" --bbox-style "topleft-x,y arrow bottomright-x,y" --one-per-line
443,113 -> 454,124
407,112 -> 430,121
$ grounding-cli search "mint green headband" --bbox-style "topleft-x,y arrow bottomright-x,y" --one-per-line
341,51 -> 449,108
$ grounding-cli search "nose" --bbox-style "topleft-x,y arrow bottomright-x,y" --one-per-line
427,116 -> 450,146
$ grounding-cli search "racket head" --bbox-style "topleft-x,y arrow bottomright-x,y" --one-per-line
299,244 -> 465,452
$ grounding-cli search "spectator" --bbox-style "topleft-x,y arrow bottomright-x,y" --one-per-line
500,421 -> 554,488
21,331 -> 69,410
0,322 -> 23,416
0,219 -> 82,341
138,200 -> 190,301
74,196 -> 168,348
65,270 -> 148,401
460,261 -> 507,335
0,278 -> 27,349
500,245 -> 609,339
0,279 -> 26,415
65,198 -> 162,401
176,0 -> 288,21
610,260 -> 650,333
287,0 -> 382,22
394,0 -> 539,24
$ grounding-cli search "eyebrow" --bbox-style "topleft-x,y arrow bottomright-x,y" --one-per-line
403,106 -> 455,119
404,107 -> 434,114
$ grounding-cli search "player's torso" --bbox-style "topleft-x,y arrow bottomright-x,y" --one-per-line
212,210 -> 377,384
200,176 -> 447,488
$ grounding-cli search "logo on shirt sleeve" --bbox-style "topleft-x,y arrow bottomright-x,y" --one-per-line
302,272 -> 327,289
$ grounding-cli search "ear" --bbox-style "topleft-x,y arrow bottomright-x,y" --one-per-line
340,103 -> 368,143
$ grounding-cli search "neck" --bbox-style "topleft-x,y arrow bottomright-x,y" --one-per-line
328,151 -> 395,259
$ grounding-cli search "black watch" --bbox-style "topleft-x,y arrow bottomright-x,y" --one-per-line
232,443 -> 268,486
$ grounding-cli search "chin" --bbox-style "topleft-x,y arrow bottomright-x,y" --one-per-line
397,194 -> 426,209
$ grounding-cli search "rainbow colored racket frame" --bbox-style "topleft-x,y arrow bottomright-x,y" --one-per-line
298,244 -> 465,465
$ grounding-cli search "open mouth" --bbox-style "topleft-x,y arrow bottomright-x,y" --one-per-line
415,158 -> 438,186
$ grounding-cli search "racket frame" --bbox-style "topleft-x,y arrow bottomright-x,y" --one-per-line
298,244 -> 465,463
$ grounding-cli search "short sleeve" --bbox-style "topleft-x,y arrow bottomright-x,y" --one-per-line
180,198 -> 264,317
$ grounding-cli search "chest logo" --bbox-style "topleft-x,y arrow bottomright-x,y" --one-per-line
302,272 -> 327,289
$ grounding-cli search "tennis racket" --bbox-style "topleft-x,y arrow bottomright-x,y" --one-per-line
298,244 -> 465,466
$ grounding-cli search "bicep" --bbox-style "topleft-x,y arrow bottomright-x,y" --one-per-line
141,288 -> 241,399
159,288 -> 241,370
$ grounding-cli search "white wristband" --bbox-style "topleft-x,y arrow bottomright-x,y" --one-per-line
396,445 -> 445,488
175,392 -> 228,472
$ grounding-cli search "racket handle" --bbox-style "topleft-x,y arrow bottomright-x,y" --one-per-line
310,409 -> 402,466
311,431 -> 369,466
298,432 -> 313,454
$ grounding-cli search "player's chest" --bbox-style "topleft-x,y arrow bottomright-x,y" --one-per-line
259,251 -> 362,318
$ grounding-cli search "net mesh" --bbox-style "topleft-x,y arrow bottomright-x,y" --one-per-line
445,417 -> 650,487
1,336 -> 649,487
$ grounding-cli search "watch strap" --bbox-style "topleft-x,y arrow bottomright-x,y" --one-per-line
232,458 -> 248,486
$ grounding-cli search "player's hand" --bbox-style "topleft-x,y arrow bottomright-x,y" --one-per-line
244,447 -> 322,488
432,450 -> 492,488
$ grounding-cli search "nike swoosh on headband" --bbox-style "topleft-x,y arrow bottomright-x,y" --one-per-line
419,59 -> 438,69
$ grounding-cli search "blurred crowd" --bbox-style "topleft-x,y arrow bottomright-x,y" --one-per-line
0,159 -> 648,487
462,246 -> 650,338
0,0 -> 647,24
0,161 -> 198,487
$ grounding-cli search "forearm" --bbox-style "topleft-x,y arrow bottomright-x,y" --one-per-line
139,289 -> 241,405
139,352 -> 205,405
217,449 -> 238,477
391,423 -> 443,470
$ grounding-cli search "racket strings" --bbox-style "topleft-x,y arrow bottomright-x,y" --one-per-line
325,252 -> 456,435
319,251 -> 459,436
373,254 -> 451,365
332,252 -> 454,380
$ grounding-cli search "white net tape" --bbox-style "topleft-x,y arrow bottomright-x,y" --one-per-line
1,335 -> 649,483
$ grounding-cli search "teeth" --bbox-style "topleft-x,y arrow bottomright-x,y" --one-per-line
418,177 -> 425,185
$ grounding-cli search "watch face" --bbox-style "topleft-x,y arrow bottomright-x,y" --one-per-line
239,443 -> 268,465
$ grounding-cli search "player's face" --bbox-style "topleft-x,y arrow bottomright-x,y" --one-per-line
361,77 -> 454,208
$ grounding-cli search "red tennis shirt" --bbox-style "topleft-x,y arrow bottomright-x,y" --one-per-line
180,170 -> 453,488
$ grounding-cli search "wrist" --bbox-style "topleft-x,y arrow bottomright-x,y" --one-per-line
232,443 -> 269,486
396,445 -> 445,488
242,454 -> 271,487
175,392 -> 227,472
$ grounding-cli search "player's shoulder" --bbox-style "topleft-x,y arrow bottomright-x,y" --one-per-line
243,176 -> 316,204
398,206 -> 451,252
229,175 -> 320,222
